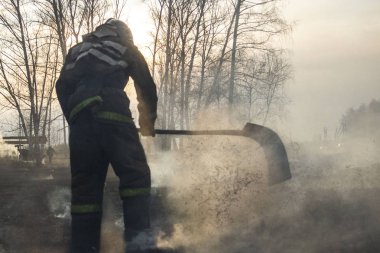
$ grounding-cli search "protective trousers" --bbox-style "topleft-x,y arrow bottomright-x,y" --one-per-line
69,112 -> 151,253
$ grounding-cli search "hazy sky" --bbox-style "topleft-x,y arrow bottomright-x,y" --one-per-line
126,0 -> 380,141
0,0 -> 355,141
1,0 -> 377,143
281,0 -> 380,141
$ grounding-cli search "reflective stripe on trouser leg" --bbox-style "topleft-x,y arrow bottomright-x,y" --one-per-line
71,203 -> 102,214
98,123 -> 152,241
69,122 -> 109,253
120,186 -> 151,242
120,187 -> 151,198
121,186 -> 151,241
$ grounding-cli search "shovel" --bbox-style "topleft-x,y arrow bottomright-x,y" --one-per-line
145,123 -> 291,185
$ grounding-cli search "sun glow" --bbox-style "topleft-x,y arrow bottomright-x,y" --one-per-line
65,1 -> 154,58
122,0 -> 154,56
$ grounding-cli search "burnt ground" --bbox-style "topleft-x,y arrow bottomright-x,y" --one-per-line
1,148 -> 380,253
0,162 -> 72,253
0,160 -> 129,253
0,160 -> 175,253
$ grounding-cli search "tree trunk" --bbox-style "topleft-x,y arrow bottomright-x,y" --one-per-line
229,0 -> 242,111
205,9 -> 236,106
184,0 -> 206,128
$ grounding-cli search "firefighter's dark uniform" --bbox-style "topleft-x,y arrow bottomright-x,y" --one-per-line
56,19 -> 157,253
46,146 -> 55,164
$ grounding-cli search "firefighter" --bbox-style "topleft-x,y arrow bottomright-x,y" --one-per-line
56,19 -> 158,253
46,146 -> 55,164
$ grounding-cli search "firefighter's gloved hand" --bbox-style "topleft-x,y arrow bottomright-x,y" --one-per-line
139,114 -> 156,137
140,123 -> 155,137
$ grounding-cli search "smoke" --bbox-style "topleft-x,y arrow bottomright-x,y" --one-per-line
148,111 -> 380,253
2,111 -> 378,252
149,111 -> 268,251
0,134 -> 18,159
47,187 -> 71,219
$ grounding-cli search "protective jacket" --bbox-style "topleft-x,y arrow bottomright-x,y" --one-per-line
56,22 -> 157,131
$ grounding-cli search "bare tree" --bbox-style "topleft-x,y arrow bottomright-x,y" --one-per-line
149,0 -> 291,150
183,0 -> 207,128
82,0 -> 109,33
34,0 -> 72,147
0,0 -> 61,164
172,0 -> 198,130
205,4 -> 236,106
196,1 -> 224,109
261,52 -> 290,124
112,0 -> 129,19
237,51 -> 290,123
228,0 -> 243,110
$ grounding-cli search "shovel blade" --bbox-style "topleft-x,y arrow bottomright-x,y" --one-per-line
243,123 -> 291,185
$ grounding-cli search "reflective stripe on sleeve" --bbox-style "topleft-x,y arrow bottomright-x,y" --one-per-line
94,111 -> 134,124
69,96 -> 103,123
71,204 -> 102,214
120,187 -> 150,198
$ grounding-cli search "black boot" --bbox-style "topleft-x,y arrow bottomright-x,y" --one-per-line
123,195 -> 151,239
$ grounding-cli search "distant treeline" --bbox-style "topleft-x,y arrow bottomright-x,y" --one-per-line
341,99 -> 380,138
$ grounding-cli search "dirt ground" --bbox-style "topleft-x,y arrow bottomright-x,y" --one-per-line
0,159 -> 175,253
0,162 -> 70,253
1,143 -> 380,253
0,160 -> 130,253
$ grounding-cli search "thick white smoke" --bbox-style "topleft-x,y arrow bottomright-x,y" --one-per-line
147,111 -> 380,253
0,134 -> 18,159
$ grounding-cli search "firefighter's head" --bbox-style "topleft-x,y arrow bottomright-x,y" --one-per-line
85,19 -> 134,45
104,18 -> 134,44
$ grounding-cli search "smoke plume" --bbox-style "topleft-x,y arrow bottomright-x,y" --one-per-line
148,112 -> 380,253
